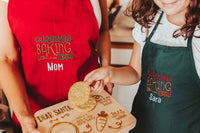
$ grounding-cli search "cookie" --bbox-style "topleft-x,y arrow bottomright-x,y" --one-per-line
68,81 -> 90,106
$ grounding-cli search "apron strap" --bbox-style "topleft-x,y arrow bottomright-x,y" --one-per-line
187,32 -> 200,87
187,32 -> 194,49
146,11 -> 163,43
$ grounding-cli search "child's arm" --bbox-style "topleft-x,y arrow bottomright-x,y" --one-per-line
84,40 -> 141,91
0,1 -> 40,133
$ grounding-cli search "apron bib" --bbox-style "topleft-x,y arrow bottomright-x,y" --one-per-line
130,13 -> 200,133
8,0 -> 99,125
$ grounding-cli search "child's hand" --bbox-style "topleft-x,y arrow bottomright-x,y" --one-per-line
90,80 -> 104,93
105,82 -> 114,94
84,66 -> 112,93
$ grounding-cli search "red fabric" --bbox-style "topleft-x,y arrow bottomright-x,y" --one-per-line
8,0 -> 99,125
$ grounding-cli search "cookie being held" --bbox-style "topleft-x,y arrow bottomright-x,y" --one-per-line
68,81 -> 97,112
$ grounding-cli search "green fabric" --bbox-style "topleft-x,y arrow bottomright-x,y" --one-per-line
130,12 -> 200,133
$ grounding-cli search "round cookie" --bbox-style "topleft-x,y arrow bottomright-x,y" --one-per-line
68,81 -> 90,106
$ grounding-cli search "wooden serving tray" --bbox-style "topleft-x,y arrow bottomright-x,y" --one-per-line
34,90 -> 136,133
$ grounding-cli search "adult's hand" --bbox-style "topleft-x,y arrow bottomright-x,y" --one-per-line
20,116 -> 41,133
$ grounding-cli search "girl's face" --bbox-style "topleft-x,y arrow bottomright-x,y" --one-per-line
153,0 -> 190,16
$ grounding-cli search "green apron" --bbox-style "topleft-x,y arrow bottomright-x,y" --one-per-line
130,13 -> 200,133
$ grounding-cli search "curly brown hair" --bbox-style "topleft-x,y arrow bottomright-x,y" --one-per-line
125,0 -> 200,40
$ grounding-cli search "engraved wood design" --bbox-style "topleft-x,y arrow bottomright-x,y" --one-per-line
34,90 -> 136,133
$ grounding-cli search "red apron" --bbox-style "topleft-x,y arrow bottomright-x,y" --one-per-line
8,0 -> 99,125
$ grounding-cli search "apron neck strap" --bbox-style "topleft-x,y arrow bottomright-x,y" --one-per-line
187,32 -> 194,49
145,11 -> 194,48
146,11 -> 164,42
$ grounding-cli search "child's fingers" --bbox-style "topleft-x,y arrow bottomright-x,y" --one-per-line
105,82 -> 114,94
84,70 -> 101,86
84,67 -> 108,85
90,81 -> 98,92
95,80 -> 104,93
92,81 -> 101,92
84,71 -> 95,85
90,80 -> 104,93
